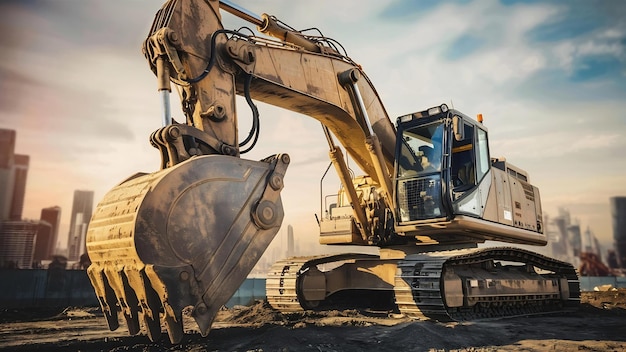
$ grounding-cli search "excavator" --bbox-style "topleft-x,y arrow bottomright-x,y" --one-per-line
85,0 -> 580,344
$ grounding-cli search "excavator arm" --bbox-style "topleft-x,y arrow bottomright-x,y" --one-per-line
144,0 -> 397,179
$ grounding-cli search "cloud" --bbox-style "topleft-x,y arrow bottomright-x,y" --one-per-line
492,130 -> 621,159
527,0 -> 626,42
550,30 -> 626,80
519,0 -> 626,85
380,0 -> 472,20
0,0 -> 154,53
0,1 -> 159,144
0,58 -> 137,143
445,34 -> 485,60
0,68 -> 48,115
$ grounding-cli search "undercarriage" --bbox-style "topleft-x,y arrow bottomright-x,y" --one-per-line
267,247 -> 580,320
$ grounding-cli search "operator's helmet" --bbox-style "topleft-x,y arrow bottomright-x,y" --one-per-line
419,145 -> 434,161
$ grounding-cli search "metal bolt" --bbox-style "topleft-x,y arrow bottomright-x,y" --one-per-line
179,271 -> 190,281
261,205 -> 274,220
253,200 -> 278,229
195,303 -> 208,315
222,145 -> 236,156
168,31 -> 179,43
168,126 -> 180,139
269,175 -> 283,190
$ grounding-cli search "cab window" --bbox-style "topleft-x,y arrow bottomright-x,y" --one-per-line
451,123 -> 475,190
450,123 -> 490,193
397,122 -> 444,177
475,128 -> 490,182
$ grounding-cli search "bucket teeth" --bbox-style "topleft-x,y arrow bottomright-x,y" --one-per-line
144,265 -> 192,343
138,269 -> 165,342
87,265 -> 120,331
165,313 -> 183,343
102,266 -> 141,335
123,266 -> 155,337
87,264 -> 186,343
143,309 -> 162,342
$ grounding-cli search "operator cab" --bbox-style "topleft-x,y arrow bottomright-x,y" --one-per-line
394,104 -> 494,240
393,104 -> 545,246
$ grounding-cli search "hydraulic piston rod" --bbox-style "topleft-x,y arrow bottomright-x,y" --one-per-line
219,0 -> 263,26
156,56 -> 172,126
219,0 -> 321,53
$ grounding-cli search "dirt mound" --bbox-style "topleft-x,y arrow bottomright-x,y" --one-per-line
215,300 -> 286,326
0,306 -> 100,323
581,288 -> 626,310
212,300 -> 409,328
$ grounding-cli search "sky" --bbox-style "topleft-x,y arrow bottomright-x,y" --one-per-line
1,0 -> 625,255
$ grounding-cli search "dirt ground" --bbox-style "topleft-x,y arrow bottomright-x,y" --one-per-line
1,290 -> 625,352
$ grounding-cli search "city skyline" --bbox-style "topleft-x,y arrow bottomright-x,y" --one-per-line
1,128 -> 90,256
1,127 -> 94,265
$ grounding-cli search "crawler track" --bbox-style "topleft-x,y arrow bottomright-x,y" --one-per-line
394,247 -> 580,320
266,256 -> 314,312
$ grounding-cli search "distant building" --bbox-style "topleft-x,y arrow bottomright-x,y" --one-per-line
0,129 -> 14,168
581,226 -> 602,259
8,154 -> 29,220
544,208 -> 580,267
287,224 -> 295,257
546,211 -> 570,261
33,220 -> 52,263
611,196 -> 626,268
0,129 -> 30,221
0,220 -> 39,268
39,206 -> 62,259
66,190 -> 94,261
593,236 -> 602,261
567,223 -> 582,257
0,129 -> 16,220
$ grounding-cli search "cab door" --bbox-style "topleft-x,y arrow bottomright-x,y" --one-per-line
449,118 -> 491,218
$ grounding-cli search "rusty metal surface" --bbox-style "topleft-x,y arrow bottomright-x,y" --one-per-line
86,154 -> 288,343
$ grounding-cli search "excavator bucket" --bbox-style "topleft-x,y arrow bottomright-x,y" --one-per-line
86,153 -> 289,343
